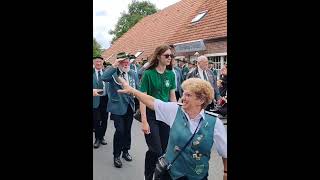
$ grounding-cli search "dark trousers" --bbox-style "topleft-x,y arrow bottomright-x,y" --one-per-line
144,108 -> 170,180
134,97 -> 140,112
175,91 -> 180,101
93,95 -> 108,140
111,106 -> 134,157
161,171 -> 208,180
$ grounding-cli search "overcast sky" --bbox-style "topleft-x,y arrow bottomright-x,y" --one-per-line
93,0 -> 181,49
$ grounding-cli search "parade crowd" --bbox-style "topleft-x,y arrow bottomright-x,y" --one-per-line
93,44 -> 227,180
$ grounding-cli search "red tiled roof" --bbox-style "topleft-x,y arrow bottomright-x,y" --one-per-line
102,0 -> 227,62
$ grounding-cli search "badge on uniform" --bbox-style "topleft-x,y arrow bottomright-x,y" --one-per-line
197,134 -> 204,140
165,80 -> 170,87
192,134 -> 203,147
174,145 -> 181,153
192,150 -> 202,160
192,140 -> 200,146
194,164 -> 205,175
204,122 -> 208,128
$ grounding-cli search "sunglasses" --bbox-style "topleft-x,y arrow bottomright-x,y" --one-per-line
162,54 -> 175,59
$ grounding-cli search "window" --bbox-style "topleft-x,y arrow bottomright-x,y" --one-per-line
191,11 -> 208,23
208,56 -> 227,79
223,55 -> 227,65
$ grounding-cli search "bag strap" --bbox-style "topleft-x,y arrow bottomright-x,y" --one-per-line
167,116 -> 203,169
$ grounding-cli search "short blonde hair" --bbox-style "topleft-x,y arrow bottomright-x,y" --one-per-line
181,78 -> 214,109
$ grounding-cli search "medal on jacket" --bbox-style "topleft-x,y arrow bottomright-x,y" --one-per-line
192,150 -> 202,160
192,134 -> 204,147
174,145 -> 181,153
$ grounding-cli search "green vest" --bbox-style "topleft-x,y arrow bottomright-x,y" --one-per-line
165,107 -> 216,180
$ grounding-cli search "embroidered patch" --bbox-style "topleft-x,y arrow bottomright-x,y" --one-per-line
165,80 -> 170,87
194,164 -> 205,175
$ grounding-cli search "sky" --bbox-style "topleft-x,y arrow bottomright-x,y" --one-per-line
93,0 -> 181,49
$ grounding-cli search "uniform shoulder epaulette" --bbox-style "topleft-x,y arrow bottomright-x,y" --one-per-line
204,110 -> 219,117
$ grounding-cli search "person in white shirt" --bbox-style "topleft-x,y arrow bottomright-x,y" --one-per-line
187,56 -> 221,111
117,77 -> 227,180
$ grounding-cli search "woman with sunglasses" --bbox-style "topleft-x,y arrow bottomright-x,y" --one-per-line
139,44 -> 177,180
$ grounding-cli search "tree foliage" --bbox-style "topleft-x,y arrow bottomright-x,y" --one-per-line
109,1 -> 157,44
93,37 -> 102,57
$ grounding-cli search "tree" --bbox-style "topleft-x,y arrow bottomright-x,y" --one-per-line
93,37 -> 102,57
109,1 -> 157,44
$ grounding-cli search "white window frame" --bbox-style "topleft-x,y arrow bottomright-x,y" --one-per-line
205,53 -> 227,79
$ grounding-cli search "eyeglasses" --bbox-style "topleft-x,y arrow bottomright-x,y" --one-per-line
162,54 -> 175,59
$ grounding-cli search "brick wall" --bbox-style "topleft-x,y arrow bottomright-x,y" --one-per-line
204,40 -> 227,54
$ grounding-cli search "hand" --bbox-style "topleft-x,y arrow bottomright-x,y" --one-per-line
112,58 -> 123,68
217,98 -> 226,106
218,97 -> 227,104
223,172 -> 227,180
141,120 -> 150,134
93,89 -> 103,96
217,80 -> 222,87
142,61 -> 150,68
117,77 -> 133,94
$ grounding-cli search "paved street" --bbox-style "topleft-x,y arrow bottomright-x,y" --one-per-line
93,116 -> 227,180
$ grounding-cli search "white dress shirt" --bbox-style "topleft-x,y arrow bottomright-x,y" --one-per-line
154,99 -> 227,158
197,67 -> 209,81
118,69 -> 129,82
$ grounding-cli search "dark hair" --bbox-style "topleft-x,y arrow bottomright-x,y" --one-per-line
147,44 -> 173,70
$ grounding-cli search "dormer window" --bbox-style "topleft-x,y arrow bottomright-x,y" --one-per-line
191,10 -> 208,23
